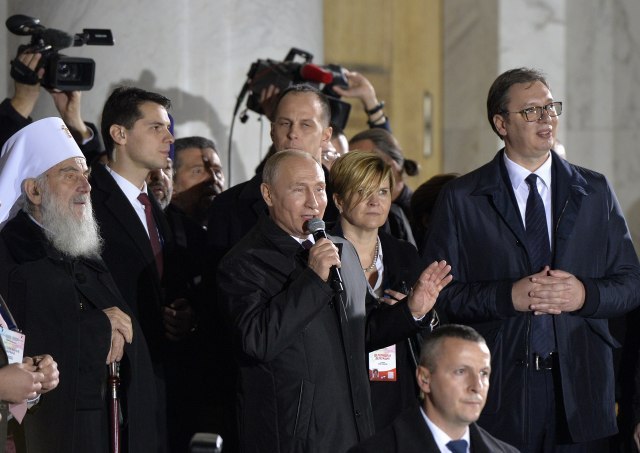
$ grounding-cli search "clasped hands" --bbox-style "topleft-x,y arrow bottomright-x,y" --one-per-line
512,266 -> 585,315
0,354 -> 59,404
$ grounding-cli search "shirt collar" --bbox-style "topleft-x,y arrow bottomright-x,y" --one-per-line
291,234 -> 314,246
503,151 -> 552,191
420,407 -> 471,452
106,165 -> 148,200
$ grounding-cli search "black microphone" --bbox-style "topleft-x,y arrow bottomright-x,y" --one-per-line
306,218 -> 344,293
6,15 -> 44,36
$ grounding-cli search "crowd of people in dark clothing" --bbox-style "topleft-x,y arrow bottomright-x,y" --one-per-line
1,45 -> 640,453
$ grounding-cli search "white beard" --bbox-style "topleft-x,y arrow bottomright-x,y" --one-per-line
40,189 -> 103,259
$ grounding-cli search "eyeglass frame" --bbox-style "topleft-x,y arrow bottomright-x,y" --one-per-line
500,101 -> 563,122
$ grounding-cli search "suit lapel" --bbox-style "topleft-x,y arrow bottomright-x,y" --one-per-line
393,406 -> 441,452
91,164 -> 156,264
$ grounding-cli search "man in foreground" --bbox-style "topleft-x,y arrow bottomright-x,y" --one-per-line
349,324 -> 518,453
218,150 -> 452,452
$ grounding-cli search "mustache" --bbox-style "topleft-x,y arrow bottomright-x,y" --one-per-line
73,195 -> 91,204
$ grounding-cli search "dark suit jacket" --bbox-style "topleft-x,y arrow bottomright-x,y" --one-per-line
89,163 -> 171,363
422,150 -> 640,444
370,231 -> 428,430
330,225 -> 429,431
348,406 -> 519,453
217,216 -> 422,453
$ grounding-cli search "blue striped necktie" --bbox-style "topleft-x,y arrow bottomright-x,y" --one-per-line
525,174 -> 555,355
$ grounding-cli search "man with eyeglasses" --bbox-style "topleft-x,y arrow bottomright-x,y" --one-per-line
422,67 -> 640,452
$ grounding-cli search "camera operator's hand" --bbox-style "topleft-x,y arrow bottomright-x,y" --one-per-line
331,70 -> 380,112
259,84 -> 281,121
10,51 -> 44,119
49,90 -> 92,143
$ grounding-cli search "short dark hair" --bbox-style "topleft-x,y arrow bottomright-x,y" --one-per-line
173,136 -> 218,173
101,86 -> 172,159
486,68 -> 550,139
349,128 -> 418,177
273,84 -> 331,127
419,324 -> 486,372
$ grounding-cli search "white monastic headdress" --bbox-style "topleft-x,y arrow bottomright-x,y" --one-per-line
0,117 -> 84,226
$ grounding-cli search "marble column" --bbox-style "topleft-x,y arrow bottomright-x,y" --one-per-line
443,0 -> 640,242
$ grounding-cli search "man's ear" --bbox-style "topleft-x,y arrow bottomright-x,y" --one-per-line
321,125 -> 332,147
493,114 -> 508,138
24,178 -> 43,206
416,365 -> 432,394
261,182 -> 273,207
110,124 -> 127,145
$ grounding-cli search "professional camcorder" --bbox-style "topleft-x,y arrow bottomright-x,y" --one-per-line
241,47 -> 352,131
6,14 -> 114,91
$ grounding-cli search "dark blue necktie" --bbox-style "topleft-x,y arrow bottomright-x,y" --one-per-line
446,439 -> 468,453
525,174 -> 555,355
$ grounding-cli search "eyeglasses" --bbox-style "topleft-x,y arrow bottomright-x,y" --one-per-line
501,101 -> 563,122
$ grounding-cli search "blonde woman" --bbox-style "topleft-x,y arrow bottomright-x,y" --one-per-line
330,151 -> 445,431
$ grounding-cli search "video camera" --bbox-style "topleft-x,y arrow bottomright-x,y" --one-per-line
6,14 -> 114,91
242,47 -> 352,131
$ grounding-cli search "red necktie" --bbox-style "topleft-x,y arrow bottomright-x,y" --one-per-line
137,193 -> 163,278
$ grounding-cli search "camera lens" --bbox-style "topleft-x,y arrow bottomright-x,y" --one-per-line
47,55 -> 95,91
57,62 -> 79,81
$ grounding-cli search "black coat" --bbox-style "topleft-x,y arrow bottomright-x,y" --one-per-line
422,150 -> 640,444
348,405 -> 519,453
217,216 -> 422,453
0,211 -> 158,453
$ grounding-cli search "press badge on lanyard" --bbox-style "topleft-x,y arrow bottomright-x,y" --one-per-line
368,345 -> 397,381
0,327 -> 25,364
0,297 -> 25,364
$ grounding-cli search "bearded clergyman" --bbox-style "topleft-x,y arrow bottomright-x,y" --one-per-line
0,117 -> 159,453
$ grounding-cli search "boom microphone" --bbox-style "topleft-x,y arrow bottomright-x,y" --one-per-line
300,63 -> 333,84
306,218 -> 344,293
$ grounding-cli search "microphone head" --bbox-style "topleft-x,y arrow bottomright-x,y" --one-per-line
306,218 -> 325,234
300,64 -> 333,85
6,15 -> 43,36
